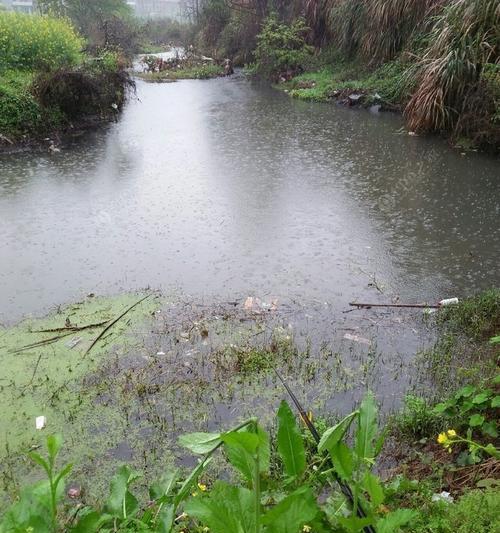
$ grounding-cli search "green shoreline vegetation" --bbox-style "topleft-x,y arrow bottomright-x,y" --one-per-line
0,10 -> 135,147
190,0 -> 500,151
0,289 -> 498,532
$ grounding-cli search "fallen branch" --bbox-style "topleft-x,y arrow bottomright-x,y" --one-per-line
349,302 -> 440,309
11,330 -> 77,353
30,319 -> 110,333
83,293 -> 152,357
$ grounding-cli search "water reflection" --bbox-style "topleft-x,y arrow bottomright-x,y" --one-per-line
0,76 -> 499,322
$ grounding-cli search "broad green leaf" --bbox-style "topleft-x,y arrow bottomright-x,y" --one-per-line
277,401 -> 306,479
105,465 -> 140,519
469,413 -> 485,427
455,385 -> 475,399
71,511 -> 114,532
481,421 -> 498,438
363,471 -> 384,507
472,392 -> 491,404
377,509 -> 417,533
432,402 -> 450,414
338,516 -> 375,532
318,411 -> 358,454
490,396 -> 500,408
178,432 -> 222,455
328,441 -> 353,480
261,486 -> 318,533
223,431 -> 260,484
149,470 -> 178,501
355,392 -> 379,463
0,481 -> 53,533
484,444 -> 500,459
175,457 -> 212,506
185,481 -> 255,533
489,335 -> 500,345
156,503 -> 175,533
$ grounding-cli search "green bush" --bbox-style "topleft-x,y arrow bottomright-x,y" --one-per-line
0,71 -> 44,138
253,15 -> 314,81
0,11 -> 83,71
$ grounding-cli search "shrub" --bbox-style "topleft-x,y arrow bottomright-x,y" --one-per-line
0,12 -> 83,71
253,15 -> 314,81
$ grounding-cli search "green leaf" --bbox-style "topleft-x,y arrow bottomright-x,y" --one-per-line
469,413 -> 485,427
455,385 -> 475,399
261,486 -> 318,533
28,451 -> 50,475
185,481 -> 256,533
489,335 -> 500,345
149,471 -> 178,501
377,509 -> 417,533
175,457 -> 211,506
156,503 -> 175,533
363,471 -> 384,507
277,401 -> 306,479
355,392 -> 379,464
46,434 -> 63,464
493,374 -> 500,385
105,465 -> 140,519
472,392 -> 491,404
318,411 -> 358,454
490,396 -> 500,408
72,511 -> 114,532
338,516 -> 375,532
328,441 -> 353,480
178,432 -> 222,455
484,444 -> 500,459
432,402 -> 450,414
54,463 -> 73,489
223,431 -> 260,484
481,421 -> 498,438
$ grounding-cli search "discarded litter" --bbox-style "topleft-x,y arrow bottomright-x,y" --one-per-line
432,491 -> 453,503
343,333 -> 371,346
66,337 -> 82,349
243,296 -> 278,313
35,416 -> 46,430
439,297 -> 459,306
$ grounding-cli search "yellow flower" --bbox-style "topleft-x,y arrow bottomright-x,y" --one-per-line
303,526 -> 312,533
437,432 -> 448,445
447,429 -> 457,438
198,483 -> 208,492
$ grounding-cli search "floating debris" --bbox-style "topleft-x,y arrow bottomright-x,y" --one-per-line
35,416 -> 46,430
343,333 -> 371,346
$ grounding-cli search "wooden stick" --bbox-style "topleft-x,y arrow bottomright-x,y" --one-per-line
349,302 -> 440,309
30,320 -> 110,333
83,293 -> 152,357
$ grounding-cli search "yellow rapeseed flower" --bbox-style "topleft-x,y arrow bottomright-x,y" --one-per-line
447,429 -> 457,438
303,526 -> 312,533
437,432 -> 448,445
198,483 -> 208,492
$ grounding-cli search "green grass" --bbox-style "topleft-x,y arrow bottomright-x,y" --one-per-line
136,64 -> 224,82
279,57 -> 411,105
0,70 -> 65,140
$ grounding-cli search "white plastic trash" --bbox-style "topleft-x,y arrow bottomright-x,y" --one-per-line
439,298 -> 459,306
35,416 -> 46,430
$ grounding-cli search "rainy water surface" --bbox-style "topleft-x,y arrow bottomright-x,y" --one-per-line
1,76 -> 499,323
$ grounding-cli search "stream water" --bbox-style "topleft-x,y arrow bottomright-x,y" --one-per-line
1,76 -> 499,323
1,73 -> 499,499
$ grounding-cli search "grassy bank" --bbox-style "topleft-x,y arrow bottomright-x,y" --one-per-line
0,290 -> 498,531
0,12 -> 132,148
136,63 -> 224,83
191,0 -> 500,150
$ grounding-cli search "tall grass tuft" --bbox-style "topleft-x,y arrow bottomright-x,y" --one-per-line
404,0 -> 500,140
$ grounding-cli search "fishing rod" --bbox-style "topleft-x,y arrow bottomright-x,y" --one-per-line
272,367 -> 377,533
